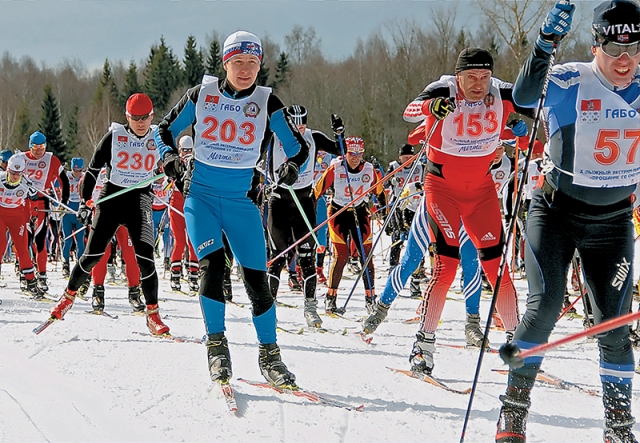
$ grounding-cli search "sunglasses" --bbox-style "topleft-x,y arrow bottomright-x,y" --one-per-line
347,151 -> 363,157
598,40 -> 640,58
129,114 -> 152,122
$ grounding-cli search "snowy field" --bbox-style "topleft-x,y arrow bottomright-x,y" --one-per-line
1,234 -> 640,443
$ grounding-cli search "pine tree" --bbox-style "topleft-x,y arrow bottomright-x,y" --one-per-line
144,37 -> 183,115
66,104 -> 79,157
205,37 -> 224,78
39,84 -> 69,163
101,59 -> 122,111
122,61 -> 142,106
256,59 -> 270,87
270,52 -> 290,91
184,35 -> 205,88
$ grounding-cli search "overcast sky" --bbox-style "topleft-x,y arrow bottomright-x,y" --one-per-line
0,0 -> 459,71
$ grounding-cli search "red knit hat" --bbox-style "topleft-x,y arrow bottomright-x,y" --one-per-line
126,93 -> 153,117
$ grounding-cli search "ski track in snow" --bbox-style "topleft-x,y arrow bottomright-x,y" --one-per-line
0,236 -> 640,442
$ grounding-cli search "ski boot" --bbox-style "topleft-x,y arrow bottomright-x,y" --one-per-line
62,262 -> 70,278
206,332 -> 232,383
465,313 -> 485,348
496,387 -> 531,443
409,331 -> 436,375
128,286 -> 145,313
562,293 -> 577,315
37,272 -> 49,293
77,278 -> 91,300
188,272 -> 199,292
409,277 -> 422,299
364,290 -> 376,315
223,279 -> 233,302
170,270 -> 181,292
258,343 -> 296,387
14,261 -> 19,277
604,409 -> 637,443
303,298 -> 322,328
363,299 -> 390,334
347,257 -> 361,275
146,304 -> 170,335
288,272 -> 302,292
163,257 -> 170,274
26,277 -> 44,300
51,290 -> 76,320
325,289 -> 338,314
91,285 -> 105,312
315,266 -> 327,286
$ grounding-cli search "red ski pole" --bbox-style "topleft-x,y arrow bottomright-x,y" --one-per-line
500,310 -> 640,369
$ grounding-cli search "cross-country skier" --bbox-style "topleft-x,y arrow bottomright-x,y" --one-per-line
0,156 -> 40,297
61,158 -> 86,277
21,131 -> 70,292
266,104 -> 341,328
390,47 -> 534,377
313,132 -> 386,314
496,1 -> 640,442
48,93 -> 169,335
156,31 -> 308,387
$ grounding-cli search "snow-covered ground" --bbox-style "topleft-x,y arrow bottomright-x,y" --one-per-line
1,236 -> 639,443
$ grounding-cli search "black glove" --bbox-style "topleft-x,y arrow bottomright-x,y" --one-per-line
77,202 -> 92,227
428,97 -> 456,120
163,152 -> 185,180
27,188 -> 38,201
275,162 -> 299,187
330,114 -> 344,136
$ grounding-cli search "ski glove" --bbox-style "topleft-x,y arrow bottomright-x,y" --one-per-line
27,187 -> 38,201
276,162 -> 300,187
163,152 -> 185,180
541,1 -> 575,41
509,120 -> 528,137
427,97 -> 456,120
331,114 -> 345,136
246,184 -> 263,206
77,202 -> 92,227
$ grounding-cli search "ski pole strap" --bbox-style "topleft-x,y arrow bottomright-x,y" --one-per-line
93,173 -> 166,207
286,185 -> 320,248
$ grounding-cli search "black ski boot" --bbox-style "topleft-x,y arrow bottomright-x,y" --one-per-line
19,273 -> 27,292
78,278 -> 91,300
409,331 -> 436,375
604,409 -> 637,442
206,332 -> 232,383
62,262 -> 70,278
287,272 -> 302,292
26,278 -> 44,300
496,387 -> 531,443
128,286 -> 145,313
409,277 -> 422,299
364,290 -> 376,315
258,343 -> 296,387
188,272 -> 199,292
170,270 -> 181,292
37,272 -> 49,293
325,292 -> 338,314
92,285 -> 105,312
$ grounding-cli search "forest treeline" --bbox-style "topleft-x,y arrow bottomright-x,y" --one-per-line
0,0 -> 595,165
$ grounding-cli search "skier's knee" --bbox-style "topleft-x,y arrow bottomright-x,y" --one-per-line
199,248 -> 226,303
239,266 -> 273,316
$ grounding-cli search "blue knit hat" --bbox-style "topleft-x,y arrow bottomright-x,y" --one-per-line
0,150 -> 12,163
29,131 -> 46,146
71,157 -> 84,169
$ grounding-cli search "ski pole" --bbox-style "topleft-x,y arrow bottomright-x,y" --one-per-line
286,185 -> 321,247
557,294 -> 583,321
266,150 -> 422,267
572,252 -> 594,322
337,121 -> 438,314
157,197 -> 185,218
333,124 -> 375,298
29,186 -> 77,214
459,27 -> 565,443
500,309 -> 640,369
63,225 -> 87,242
91,173 -> 166,206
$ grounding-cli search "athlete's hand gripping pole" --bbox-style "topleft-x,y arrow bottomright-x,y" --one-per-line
459,4 -> 571,440
337,120 -> 439,315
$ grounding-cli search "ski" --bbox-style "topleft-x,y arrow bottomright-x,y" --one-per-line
85,310 -> 119,319
18,292 -> 58,303
276,326 -> 305,335
403,316 -> 420,324
275,300 -> 298,309
227,300 -> 246,308
492,369 -> 599,396
132,331 -> 204,344
386,367 -> 472,395
237,378 -> 364,411
357,331 -> 373,344
33,317 -> 58,335
218,380 -> 238,413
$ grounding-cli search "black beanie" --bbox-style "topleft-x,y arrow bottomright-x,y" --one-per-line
455,48 -> 494,74
399,144 -> 414,156
592,0 -> 640,44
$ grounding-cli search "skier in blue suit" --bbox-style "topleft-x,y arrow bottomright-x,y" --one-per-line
156,31 -> 308,388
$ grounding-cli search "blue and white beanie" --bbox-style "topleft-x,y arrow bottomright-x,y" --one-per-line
223,31 -> 263,64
